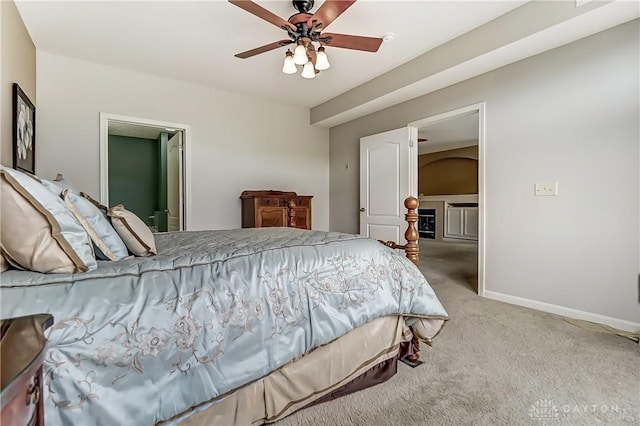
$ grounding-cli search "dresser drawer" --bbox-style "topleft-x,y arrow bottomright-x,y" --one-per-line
291,198 -> 310,207
256,197 -> 286,207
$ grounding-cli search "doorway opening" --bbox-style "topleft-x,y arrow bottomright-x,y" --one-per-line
99,113 -> 191,231
409,103 -> 485,295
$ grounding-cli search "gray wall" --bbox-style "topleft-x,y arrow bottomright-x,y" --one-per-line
329,21 -> 639,324
1,0 -> 36,167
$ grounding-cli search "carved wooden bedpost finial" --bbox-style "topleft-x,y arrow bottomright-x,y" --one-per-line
404,197 -> 419,265
288,200 -> 297,228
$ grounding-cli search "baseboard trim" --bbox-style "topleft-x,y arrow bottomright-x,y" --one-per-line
483,290 -> 640,332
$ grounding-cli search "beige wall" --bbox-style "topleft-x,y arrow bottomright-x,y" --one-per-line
419,145 -> 478,166
1,0 -> 36,167
419,146 -> 478,196
329,21 -> 639,325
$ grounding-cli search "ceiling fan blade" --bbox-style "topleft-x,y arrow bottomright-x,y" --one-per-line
228,0 -> 296,31
308,0 -> 356,30
235,39 -> 293,59
321,33 -> 383,52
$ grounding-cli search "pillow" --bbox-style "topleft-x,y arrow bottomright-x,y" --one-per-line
80,192 -> 108,214
62,190 -> 130,261
0,167 -> 96,273
53,173 -> 79,193
40,178 -> 64,196
108,205 -> 157,257
0,251 -> 8,272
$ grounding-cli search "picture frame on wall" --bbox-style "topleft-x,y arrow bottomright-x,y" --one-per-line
12,83 -> 36,174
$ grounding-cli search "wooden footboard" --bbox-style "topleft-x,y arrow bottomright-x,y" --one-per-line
378,197 -> 420,265
286,197 -> 419,266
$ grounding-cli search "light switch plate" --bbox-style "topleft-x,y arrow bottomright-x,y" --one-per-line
535,182 -> 558,196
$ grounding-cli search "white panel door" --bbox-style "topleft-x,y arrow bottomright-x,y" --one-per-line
360,127 -> 417,244
167,132 -> 184,231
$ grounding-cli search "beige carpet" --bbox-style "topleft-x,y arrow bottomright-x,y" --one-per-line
278,240 -> 640,426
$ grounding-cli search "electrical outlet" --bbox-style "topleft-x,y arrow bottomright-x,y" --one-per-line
534,182 -> 558,196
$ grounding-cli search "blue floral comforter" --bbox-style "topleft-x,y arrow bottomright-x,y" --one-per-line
0,228 -> 447,425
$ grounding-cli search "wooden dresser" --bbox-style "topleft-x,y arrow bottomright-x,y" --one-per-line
1,314 -> 53,426
240,190 -> 312,230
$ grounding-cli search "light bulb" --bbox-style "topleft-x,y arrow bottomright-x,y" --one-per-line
282,50 -> 297,74
315,46 -> 330,71
293,44 -> 308,65
301,61 -> 316,79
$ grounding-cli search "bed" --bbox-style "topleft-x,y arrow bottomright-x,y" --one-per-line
1,194 -> 448,425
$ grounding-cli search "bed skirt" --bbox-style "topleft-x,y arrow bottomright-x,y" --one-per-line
165,315 -> 413,425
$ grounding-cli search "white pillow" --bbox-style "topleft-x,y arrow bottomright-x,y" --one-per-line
40,179 -> 129,261
62,190 -> 130,261
40,178 -> 64,196
108,205 -> 157,257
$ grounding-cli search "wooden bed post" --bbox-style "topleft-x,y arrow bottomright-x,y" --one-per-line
403,197 -> 419,265
378,196 -> 420,265
377,197 -> 423,365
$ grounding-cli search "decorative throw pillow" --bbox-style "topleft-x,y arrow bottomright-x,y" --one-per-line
80,192 -> 108,214
0,167 -> 96,273
62,190 -> 130,261
108,205 -> 157,257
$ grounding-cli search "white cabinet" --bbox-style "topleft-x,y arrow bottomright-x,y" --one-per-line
445,206 -> 464,238
444,203 -> 478,241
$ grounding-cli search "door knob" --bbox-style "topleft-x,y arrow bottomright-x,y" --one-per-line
359,208 -> 366,212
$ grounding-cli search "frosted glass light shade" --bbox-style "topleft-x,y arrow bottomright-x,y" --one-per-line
293,44 -> 308,65
282,52 -> 297,74
301,61 -> 316,79
315,47 -> 330,71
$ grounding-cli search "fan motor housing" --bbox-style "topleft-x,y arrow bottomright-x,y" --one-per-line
292,0 -> 314,13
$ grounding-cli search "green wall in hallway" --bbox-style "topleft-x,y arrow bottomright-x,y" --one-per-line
108,135 -> 159,226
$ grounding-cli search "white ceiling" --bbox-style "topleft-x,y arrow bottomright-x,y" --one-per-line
15,0 -> 528,109
418,112 -> 478,155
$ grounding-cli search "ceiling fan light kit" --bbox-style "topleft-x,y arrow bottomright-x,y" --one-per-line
229,0 -> 383,80
293,43 -> 309,65
282,50 -> 298,74
301,61 -> 317,79
315,46 -> 330,71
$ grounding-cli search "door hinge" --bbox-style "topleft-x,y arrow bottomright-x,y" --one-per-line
409,139 -> 415,148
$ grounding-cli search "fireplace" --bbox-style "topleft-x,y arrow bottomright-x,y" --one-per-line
417,208 -> 436,239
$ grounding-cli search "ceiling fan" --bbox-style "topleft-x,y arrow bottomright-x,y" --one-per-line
229,0 -> 384,78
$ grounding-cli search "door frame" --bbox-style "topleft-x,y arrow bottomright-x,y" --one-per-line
99,112 -> 192,230
408,102 -> 486,296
